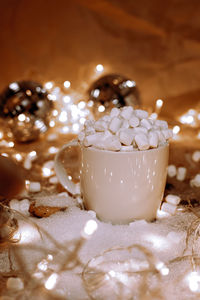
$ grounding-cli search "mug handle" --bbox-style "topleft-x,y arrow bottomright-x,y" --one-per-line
54,139 -> 81,196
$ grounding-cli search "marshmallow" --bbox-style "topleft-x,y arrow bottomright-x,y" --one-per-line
84,120 -> 95,128
176,167 -> 187,181
19,199 -> 30,216
141,119 -> 152,130
110,107 -> 120,118
85,126 -> 96,136
192,151 -> 200,162
121,119 -> 130,129
167,165 -> 177,177
148,131 -> 158,148
102,115 -> 111,122
135,134 -> 149,150
135,109 -> 148,119
94,120 -> 108,132
161,202 -> 177,215
119,129 -> 135,146
190,174 -> 200,188
27,182 -> 41,193
121,145 -> 135,151
83,133 -> 103,147
103,135 -> 121,151
165,194 -> 181,205
162,129 -> 173,140
155,130 -> 166,144
120,106 -> 133,120
79,106 -> 171,151
9,199 -> 20,211
78,131 -> 85,142
109,117 -> 122,133
133,127 -> 148,135
129,116 -> 140,128
7,277 -> 24,291
155,120 -> 168,129
49,176 -> 59,184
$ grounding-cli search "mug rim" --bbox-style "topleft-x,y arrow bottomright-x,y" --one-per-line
81,142 -> 169,154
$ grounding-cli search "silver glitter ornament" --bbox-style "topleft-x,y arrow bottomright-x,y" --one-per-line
88,74 -> 140,119
0,81 -> 53,142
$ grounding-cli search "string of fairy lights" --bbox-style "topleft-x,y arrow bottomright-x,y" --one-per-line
0,63 -> 200,299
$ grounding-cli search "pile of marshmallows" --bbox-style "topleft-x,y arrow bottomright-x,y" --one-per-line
78,106 -> 172,151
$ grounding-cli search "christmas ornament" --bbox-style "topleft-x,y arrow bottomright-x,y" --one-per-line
0,81 -> 53,142
88,74 -> 140,119
0,156 -> 25,199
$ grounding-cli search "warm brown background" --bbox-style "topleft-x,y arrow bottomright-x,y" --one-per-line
0,0 -> 200,111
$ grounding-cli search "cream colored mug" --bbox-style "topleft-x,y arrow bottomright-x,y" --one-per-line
54,140 -> 169,224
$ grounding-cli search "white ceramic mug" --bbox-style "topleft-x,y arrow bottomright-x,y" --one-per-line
54,140 -> 169,224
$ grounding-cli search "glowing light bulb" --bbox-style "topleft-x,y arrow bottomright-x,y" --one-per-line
173,125 -> 180,135
14,153 -> 22,162
96,64 -> 104,73
18,114 -> 26,122
82,220 -> 98,238
98,105 -> 105,112
126,80 -> 136,88
92,89 -> 100,98
63,95 -> 71,103
59,111 -> 68,123
156,99 -> 163,109
48,147 -> 58,154
44,82 -> 54,90
79,117 -> 86,125
37,260 -> 48,271
180,115 -> 194,125
78,101 -> 86,109
45,273 -> 58,290
9,82 -> 20,91
8,142 -> 14,147
0,132 -> 4,139
187,271 -> 200,292
47,94 -> 57,101
63,81 -> 71,89
1,153 -> 8,157
49,120 -> 55,127
60,126 -> 69,134
72,123 -> 80,133
87,100 -> 94,107
29,151 -> 37,158
42,167 -> 52,177
52,109 -> 58,117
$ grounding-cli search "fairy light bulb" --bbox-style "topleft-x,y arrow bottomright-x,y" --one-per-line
63,81 -> 71,89
44,82 -> 54,90
173,125 -> 180,135
45,273 -> 58,290
96,64 -> 104,73
82,220 -> 98,239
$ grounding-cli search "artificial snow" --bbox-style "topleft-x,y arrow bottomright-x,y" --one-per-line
0,192 -> 198,300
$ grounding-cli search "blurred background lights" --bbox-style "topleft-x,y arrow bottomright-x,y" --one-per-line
63,80 -> 71,88
9,82 -> 19,91
63,95 -> 71,103
59,111 -> 68,123
125,80 -> 136,88
173,125 -> 180,135
98,105 -> 105,112
44,81 -> 54,90
156,99 -> 163,109
96,64 -> 104,73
